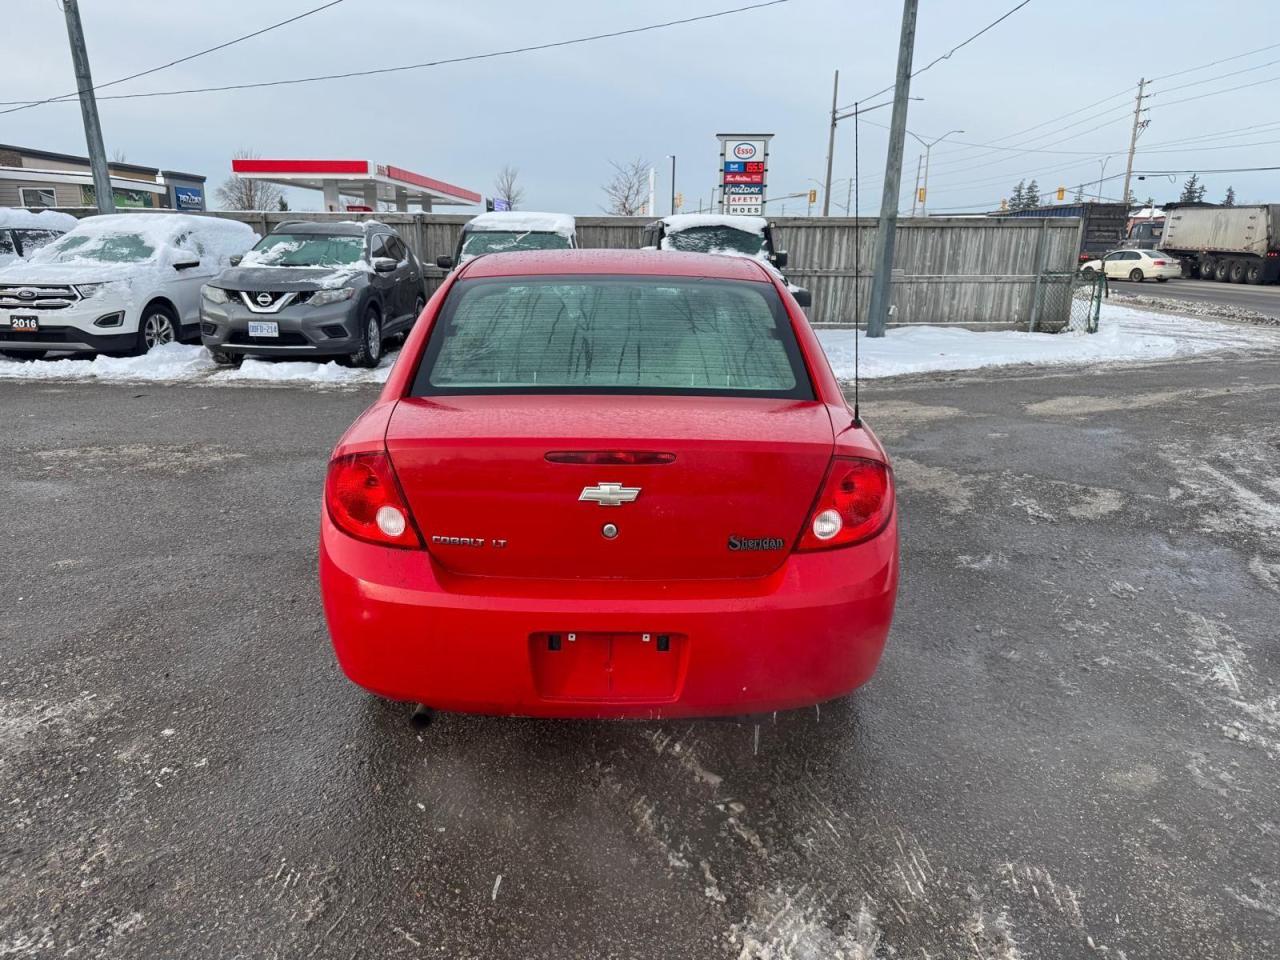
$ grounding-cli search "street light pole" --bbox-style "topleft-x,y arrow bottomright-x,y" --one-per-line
62,0 -> 114,214
912,128 -> 963,218
668,155 -> 677,215
910,154 -> 923,217
866,0 -> 919,338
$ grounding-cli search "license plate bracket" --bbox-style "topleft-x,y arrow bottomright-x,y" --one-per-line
10,316 -> 38,332
529,632 -> 687,702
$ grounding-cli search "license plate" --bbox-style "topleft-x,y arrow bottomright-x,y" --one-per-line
248,321 -> 278,338
10,316 -> 38,332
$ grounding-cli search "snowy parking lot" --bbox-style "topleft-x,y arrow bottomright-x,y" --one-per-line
3,329 -> 1280,958
2,301 -> 1279,388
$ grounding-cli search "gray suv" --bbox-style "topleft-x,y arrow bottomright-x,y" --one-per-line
200,220 -> 426,367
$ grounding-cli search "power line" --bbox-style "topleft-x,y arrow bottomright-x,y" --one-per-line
0,0 -> 347,111
0,0 -> 788,113
1149,55 -> 1280,98
844,0 -> 1034,108
1150,73 -> 1280,111
1148,39 -> 1280,83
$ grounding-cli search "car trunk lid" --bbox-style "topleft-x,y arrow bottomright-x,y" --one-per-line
385,395 -> 834,580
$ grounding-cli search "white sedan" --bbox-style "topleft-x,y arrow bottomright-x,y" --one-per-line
1081,249 -> 1181,283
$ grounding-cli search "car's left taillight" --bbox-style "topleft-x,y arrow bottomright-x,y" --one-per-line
325,451 -> 423,549
795,457 -> 894,552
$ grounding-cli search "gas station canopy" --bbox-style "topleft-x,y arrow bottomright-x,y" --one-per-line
229,158 -> 481,212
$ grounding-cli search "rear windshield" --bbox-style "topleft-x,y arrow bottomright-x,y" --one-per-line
662,226 -> 767,259
411,276 -> 811,399
461,231 -> 572,258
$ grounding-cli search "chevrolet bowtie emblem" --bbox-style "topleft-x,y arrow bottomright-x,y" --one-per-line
579,482 -> 641,507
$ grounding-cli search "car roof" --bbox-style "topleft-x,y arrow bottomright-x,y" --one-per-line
271,220 -> 381,236
457,249 -> 772,281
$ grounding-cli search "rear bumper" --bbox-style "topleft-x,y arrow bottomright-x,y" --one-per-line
319,512 -> 898,718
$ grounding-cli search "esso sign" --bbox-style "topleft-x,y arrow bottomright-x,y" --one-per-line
733,143 -> 757,160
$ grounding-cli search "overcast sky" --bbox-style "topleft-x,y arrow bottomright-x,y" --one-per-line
6,0 -> 1278,215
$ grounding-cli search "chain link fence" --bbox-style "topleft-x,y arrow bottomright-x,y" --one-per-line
1035,272 -> 1106,334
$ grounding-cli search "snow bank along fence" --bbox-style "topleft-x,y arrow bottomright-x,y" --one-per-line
52,210 -> 1083,332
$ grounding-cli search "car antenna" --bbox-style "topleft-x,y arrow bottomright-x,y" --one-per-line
852,100 -> 862,429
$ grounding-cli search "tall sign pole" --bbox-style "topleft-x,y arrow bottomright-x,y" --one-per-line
822,70 -> 839,217
865,0 -> 919,338
62,0 -> 114,214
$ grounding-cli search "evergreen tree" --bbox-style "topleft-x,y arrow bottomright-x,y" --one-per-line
1179,173 -> 1203,203
277,195 -> 289,212
1223,186 -> 1235,207
1072,184 -> 1085,203
1024,179 -> 1041,210
1010,180 -> 1026,210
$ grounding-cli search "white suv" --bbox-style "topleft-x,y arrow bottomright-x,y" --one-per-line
0,213 -> 257,360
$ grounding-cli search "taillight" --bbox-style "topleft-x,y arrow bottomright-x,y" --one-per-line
325,452 -> 423,549
796,457 -> 894,552
1152,260 -> 1167,266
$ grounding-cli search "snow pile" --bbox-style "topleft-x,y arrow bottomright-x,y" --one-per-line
0,208 -> 78,231
815,302 -> 1280,380
466,212 -> 576,238
663,214 -> 766,235
0,342 -> 216,382
212,352 -> 396,385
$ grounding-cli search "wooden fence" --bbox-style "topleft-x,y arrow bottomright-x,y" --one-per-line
52,209 -> 1083,331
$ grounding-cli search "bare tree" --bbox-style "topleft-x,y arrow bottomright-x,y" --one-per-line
215,149 -> 284,211
109,147 -> 127,163
602,158 -> 650,216
493,164 -> 524,210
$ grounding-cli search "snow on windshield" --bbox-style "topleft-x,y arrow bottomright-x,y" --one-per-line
461,230 -> 572,258
467,212 -> 575,238
26,213 -> 256,268
242,234 -> 366,268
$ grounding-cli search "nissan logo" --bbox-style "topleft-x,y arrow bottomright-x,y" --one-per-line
255,292 -> 273,306
16,288 -> 36,300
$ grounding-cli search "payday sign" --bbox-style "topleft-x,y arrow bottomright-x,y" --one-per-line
716,133 -> 773,216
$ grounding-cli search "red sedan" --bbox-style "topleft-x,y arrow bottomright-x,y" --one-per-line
320,250 -> 898,718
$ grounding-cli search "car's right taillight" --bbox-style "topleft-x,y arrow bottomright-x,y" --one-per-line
796,457 -> 894,552
325,451 -> 423,549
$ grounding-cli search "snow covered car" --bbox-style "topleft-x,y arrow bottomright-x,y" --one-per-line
200,220 -> 426,368
0,213 -> 256,360
1080,249 -> 1181,283
0,208 -> 78,268
320,249 -> 897,719
436,212 -> 575,269
642,214 -> 812,307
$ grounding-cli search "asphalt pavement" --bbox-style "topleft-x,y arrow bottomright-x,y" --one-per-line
3,344 -> 1280,958
1110,275 -> 1280,318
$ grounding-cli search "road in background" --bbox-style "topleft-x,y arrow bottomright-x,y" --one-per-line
1110,277 -> 1280,318
2,351 -> 1279,958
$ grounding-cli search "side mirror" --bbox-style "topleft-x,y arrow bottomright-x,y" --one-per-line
229,254 -> 243,267
372,257 -> 398,273
792,286 -> 812,308
772,250 -> 789,269
173,258 -> 200,271
435,255 -> 454,270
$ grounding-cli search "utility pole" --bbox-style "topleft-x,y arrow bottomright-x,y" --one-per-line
648,167 -> 655,217
866,0 -> 918,338
62,0 -> 114,215
910,154 -> 923,216
822,70 -> 839,216
1120,78 -> 1148,212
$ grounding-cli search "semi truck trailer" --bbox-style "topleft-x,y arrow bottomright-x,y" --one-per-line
1159,202 -> 1280,284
